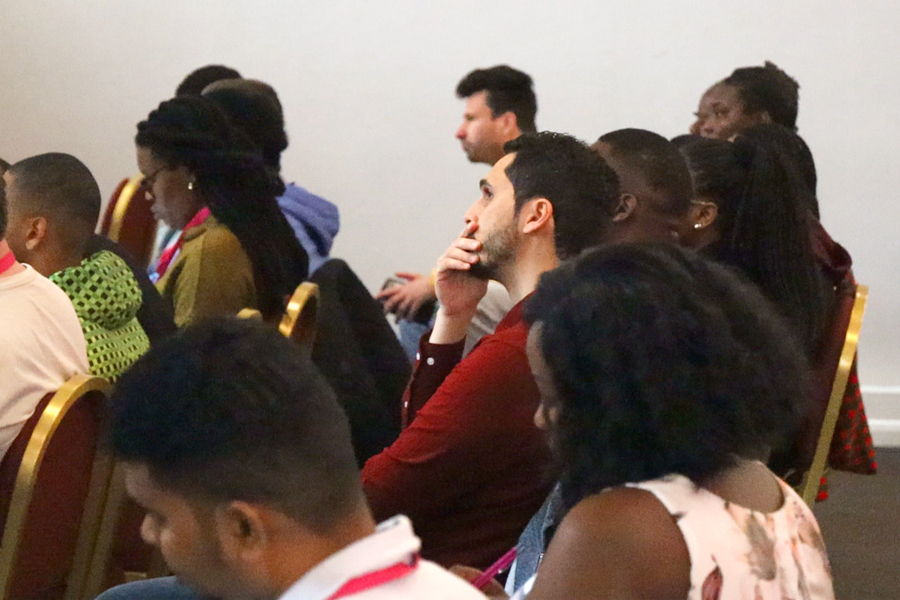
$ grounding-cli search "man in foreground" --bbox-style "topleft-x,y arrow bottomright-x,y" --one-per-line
97,318 -> 486,600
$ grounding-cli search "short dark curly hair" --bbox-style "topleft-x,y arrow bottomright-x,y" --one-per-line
456,65 -> 537,133
723,61 -> 800,130
107,318 -> 364,534
503,132 -> 620,259
523,244 -> 808,509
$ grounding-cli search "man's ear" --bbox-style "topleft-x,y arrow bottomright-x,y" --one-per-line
690,200 -> 718,230
498,111 -> 519,137
612,194 -> 637,223
521,198 -> 554,234
24,216 -> 48,251
215,501 -> 268,563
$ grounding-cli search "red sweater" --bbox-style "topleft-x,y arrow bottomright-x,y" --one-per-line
362,299 -> 554,569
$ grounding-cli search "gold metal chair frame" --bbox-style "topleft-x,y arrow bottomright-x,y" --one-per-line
0,374 -> 112,600
107,175 -> 147,243
798,284 -> 868,506
278,282 -> 320,356
237,307 -> 263,320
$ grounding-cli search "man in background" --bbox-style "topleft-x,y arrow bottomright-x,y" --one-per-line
379,65 -> 536,358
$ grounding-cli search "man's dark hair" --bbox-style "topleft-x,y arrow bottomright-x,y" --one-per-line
723,61 -> 799,131
674,136 -> 829,357
6,153 -> 101,254
176,65 -> 242,97
203,80 -> 288,193
0,157 -> 9,174
456,65 -> 537,133
597,129 -> 692,218
523,244 -> 808,510
108,318 -> 364,534
503,132 -> 619,259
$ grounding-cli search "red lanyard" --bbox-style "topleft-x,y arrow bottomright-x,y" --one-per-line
154,207 -> 211,279
0,250 -> 16,276
326,555 -> 419,599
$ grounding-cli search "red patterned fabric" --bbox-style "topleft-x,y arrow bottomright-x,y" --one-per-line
827,357 -> 877,474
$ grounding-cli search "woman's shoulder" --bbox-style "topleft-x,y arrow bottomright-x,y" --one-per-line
527,487 -> 690,600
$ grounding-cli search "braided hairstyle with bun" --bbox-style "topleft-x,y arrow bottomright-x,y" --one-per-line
675,135 -> 830,357
136,96 -> 308,320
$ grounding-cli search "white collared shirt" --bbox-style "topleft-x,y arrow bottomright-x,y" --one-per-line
278,515 -> 487,600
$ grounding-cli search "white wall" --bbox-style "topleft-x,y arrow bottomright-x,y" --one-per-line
2,1 -> 898,442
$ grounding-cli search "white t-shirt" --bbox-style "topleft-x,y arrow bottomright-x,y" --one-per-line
0,265 -> 89,458
278,515 -> 487,600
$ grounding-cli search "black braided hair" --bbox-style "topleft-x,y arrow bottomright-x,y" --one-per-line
676,136 -> 830,357
136,96 -> 308,319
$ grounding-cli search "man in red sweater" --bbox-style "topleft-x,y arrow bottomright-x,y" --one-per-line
362,132 -> 621,569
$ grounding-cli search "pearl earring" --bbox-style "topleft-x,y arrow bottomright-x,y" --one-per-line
694,223 -> 702,229
188,181 -> 194,191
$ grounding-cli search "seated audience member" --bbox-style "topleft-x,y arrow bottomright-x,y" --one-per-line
518,244 -> 834,600
202,78 -> 406,463
676,131 -> 876,483
378,65 -> 535,359
0,174 -> 89,459
3,153 -> 149,381
147,64 -> 244,267
362,132 -> 621,570
690,61 -> 799,140
136,95 -> 308,325
203,79 -> 341,276
591,128 -> 693,243
96,318 -> 487,600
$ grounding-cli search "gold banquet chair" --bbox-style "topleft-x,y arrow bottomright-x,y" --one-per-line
278,282 -> 320,357
99,175 -> 158,270
798,284 -> 868,506
0,375 -> 111,600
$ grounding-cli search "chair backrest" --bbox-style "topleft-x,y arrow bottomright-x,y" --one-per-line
278,282 -> 320,356
798,284 -> 868,506
0,374 -> 111,600
100,175 -> 158,270
236,308 -> 263,320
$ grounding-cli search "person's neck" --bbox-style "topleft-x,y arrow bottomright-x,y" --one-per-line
0,240 -> 25,278
269,508 -> 378,598
499,240 -> 558,304
28,248 -> 83,278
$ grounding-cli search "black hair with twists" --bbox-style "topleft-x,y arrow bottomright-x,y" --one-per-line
674,136 -> 830,357
136,96 -> 308,319
523,244 -> 808,510
723,61 -> 800,131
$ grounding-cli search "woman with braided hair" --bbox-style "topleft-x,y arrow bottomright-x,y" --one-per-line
136,95 -> 308,325
690,61 -> 800,141
674,133 -> 876,487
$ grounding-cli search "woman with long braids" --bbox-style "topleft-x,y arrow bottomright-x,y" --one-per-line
136,96 -> 308,325
676,130 -> 876,490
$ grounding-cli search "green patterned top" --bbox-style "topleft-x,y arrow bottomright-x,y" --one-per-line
50,250 -> 150,382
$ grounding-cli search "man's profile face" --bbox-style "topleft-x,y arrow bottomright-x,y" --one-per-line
124,463 -> 240,598
455,91 -> 508,165
463,152 -> 520,279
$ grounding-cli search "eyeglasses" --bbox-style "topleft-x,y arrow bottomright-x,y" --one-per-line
141,165 -> 171,188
